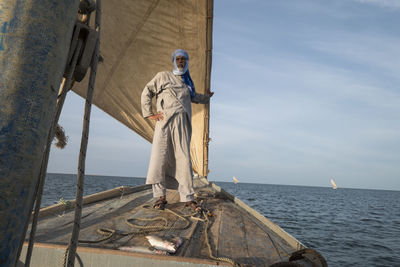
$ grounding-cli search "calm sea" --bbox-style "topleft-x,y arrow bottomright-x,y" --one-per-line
41,173 -> 400,267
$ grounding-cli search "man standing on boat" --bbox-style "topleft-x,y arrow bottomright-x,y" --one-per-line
141,49 -> 213,212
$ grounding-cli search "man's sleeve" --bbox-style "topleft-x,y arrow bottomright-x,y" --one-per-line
141,74 -> 159,118
191,93 -> 210,104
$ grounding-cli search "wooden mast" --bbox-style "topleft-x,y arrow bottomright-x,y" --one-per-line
203,0 -> 213,178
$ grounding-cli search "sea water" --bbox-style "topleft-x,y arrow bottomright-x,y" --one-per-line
40,173 -> 400,267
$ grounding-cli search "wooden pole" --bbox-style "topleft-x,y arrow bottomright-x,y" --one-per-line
203,0 -> 213,178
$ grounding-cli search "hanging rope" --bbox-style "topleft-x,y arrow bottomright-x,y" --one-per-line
65,0 -> 101,266
25,34 -> 84,267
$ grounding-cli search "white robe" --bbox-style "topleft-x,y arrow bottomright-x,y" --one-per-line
141,71 -> 209,189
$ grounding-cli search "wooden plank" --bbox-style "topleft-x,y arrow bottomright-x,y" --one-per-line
240,207 -> 286,266
19,242 -> 231,267
206,198 -> 223,258
217,202 -> 249,261
181,218 -> 204,259
210,182 -> 304,251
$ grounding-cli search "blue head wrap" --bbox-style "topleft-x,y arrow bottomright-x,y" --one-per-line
171,49 -> 195,99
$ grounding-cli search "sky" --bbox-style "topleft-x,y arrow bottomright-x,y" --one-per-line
48,0 -> 400,191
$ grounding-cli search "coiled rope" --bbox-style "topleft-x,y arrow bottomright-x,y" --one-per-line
126,206 -> 191,231
78,205 -> 191,244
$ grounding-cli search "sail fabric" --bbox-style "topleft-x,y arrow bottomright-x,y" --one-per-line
330,179 -> 337,189
72,0 -> 213,177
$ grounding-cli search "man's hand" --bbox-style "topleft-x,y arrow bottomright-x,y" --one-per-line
148,112 -> 164,121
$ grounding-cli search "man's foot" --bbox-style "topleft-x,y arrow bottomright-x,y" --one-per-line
185,201 -> 202,213
153,196 -> 167,210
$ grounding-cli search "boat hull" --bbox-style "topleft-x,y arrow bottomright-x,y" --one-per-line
20,179 -> 327,267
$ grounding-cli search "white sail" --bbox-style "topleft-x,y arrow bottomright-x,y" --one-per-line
330,179 -> 338,190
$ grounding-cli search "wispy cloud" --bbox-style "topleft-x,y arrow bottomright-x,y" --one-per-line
305,32 -> 400,79
354,0 -> 400,8
216,47 -> 400,114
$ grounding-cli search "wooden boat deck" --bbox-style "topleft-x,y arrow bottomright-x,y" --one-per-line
21,178 -> 326,267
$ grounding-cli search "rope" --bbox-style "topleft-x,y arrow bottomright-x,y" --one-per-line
25,32 -> 84,267
201,210 -> 237,266
77,228 -> 116,244
126,206 -> 191,231
62,245 -> 70,267
65,1 -> 101,266
78,206 -> 192,244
